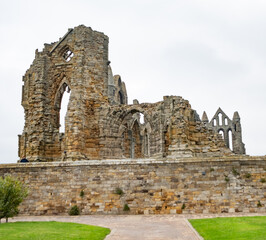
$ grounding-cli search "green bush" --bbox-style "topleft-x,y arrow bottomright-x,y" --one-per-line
80,190 -> 85,198
69,205 -> 80,215
123,204 -> 130,211
245,173 -> 251,179
257,201 -> 262,207
0,176 -> 28,223
232,168 -> 239,176
115,187 -> 124,195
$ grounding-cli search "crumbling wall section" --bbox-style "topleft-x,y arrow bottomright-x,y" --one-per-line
98,96 -> 231,160
19,25 -> 240,162
19,25 -> 110,161
206,108 -> 246,154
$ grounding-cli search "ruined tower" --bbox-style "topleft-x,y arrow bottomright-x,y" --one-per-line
19,25 -> 125,161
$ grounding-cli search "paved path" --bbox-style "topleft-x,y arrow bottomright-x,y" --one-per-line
9,213 -> 266,240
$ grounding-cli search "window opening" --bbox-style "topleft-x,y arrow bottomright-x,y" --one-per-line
119,91 -> 124,104
63,49 -> 74,62
59,89 -> 71,133
225,118 -> 228,125
218,129 -> 224,139
213,119 -> 217,126
139,113 -> 145,124
228,129 -> 233,150
218,113 -> 223,126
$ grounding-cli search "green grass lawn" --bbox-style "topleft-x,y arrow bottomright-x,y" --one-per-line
0,221 -> 110,240
189,216 -> 266,240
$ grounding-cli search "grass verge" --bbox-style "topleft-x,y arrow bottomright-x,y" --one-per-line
0,221 -> 110,240
189,216 -> 266,240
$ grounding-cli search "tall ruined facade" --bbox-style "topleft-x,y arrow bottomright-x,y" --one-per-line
19,25 -> 245,162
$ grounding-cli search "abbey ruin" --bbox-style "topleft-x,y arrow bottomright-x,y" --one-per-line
2,25 -> 263,216
18,25 -> 245,162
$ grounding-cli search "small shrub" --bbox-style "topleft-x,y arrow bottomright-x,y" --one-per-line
181,203 -> 186,210
115,187 -> 124,195
0,176 -> 28,223
245,173 -> 251,179
123,204 -> 130,211
210,168 -> 214,172
69,205 -> 80,215
232,168 -> 239,176
257,200 -> 262,207
260,178 -> 266,183
225,176 -> 229,182
80,190 -> 85,198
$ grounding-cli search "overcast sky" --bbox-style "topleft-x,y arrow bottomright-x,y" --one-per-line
0,0 -> 265,164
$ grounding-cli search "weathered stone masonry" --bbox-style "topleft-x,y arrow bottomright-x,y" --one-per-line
0,156 -> 265,215
18,25 -> 245,162
11,25 -> 263,216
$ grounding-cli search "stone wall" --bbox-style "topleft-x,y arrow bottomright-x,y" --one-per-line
0,156 -> 265,215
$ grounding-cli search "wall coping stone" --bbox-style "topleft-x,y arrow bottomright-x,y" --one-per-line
1,156 -> 266,169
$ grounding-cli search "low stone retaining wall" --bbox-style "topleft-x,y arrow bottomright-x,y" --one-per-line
0,156 -> 265,215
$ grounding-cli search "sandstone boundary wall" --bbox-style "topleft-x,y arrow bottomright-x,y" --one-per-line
0,156 -> 265,215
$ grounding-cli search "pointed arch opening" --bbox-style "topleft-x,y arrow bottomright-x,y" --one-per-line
224,117 -> 228,125
218,113 -> 223,126
139,113 -> 145,124
213,119 -> 217,126
218,129 -> 224,139
228,129 -> 233,150
59,89 -> 71,133
118,91 -> 124,104
131,120 -> 142,158
120,109 -> 151,159
54,82 -> 71,133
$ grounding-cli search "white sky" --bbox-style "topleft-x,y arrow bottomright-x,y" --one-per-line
0,0 -> 265,164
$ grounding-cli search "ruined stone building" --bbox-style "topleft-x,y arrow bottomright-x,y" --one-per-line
8,25 -> 265,216
18,25 -> 245,162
